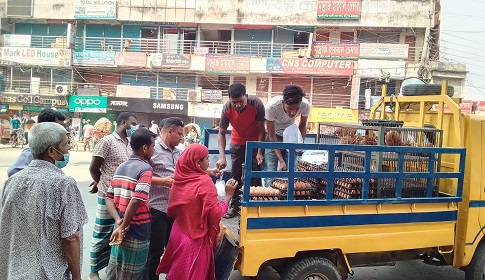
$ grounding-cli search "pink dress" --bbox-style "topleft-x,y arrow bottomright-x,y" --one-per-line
157,201 -> 228,280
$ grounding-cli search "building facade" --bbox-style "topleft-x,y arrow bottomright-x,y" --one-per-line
0,0 -> 466,131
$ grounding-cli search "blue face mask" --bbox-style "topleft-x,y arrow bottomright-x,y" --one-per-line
51,147 -> 70,169
126,125 -> 137,137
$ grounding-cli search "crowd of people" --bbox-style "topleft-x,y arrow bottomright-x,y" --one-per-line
0,82 -> 309,279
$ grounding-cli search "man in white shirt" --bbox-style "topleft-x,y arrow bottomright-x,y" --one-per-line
264,84 -> 311,172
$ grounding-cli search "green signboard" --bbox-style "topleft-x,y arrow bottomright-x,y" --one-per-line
68,95 -> 107,113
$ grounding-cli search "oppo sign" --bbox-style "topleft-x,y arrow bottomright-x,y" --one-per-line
74,98 -> 101,106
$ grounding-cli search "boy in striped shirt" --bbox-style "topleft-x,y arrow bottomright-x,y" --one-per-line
105,128 -> 157,280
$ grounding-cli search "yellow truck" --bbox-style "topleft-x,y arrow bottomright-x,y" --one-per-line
213,82 -> 485,280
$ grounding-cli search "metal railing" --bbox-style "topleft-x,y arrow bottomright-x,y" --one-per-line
4,80 -> 71,95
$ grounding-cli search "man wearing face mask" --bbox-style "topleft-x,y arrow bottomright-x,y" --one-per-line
264,84 -> 310,173
216,83 -> 265,218
0,122 -> 88,280
88,112 -> 137,280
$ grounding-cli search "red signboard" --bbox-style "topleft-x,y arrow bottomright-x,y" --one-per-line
205,56 -> 250,74
312,42 -> 360,59
431,101 -> 474,114
266,58 -> 354,76
115,52 -> 147,67
317,0 -> 361,19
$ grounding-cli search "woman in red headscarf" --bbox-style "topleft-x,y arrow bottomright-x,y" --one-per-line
156,144 -> 237,280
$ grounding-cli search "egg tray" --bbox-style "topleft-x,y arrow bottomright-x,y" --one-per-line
271,179 -> 314,193
333,185 -> 377,199
250,195 -> 286,201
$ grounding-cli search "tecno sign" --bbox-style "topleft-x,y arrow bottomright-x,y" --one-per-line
74,98 -> 101,106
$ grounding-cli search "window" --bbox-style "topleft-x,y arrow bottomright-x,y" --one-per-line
357,31 -> 400,44
6,0 -> 33,17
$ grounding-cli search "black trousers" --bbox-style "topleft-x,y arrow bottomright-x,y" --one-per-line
147,208 -> 174,280
229,144 -> 262,209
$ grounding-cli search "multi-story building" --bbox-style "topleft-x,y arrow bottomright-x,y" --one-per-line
0,0 -> 466,133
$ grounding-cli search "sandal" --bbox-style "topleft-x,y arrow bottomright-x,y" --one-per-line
223,208 -> 239,219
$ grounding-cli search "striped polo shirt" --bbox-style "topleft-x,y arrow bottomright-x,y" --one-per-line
106,155 -> 153,241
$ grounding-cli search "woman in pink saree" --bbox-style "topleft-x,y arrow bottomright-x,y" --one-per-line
157,143 -> 237,280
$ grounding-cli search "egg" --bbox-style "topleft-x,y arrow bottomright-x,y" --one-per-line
270,188 -> 276,195
275,189 -> 281,195
255,188 -> 262,195
265,188 -> 271,196
250,187 -> 255,196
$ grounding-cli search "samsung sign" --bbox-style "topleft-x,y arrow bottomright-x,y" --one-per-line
108,97 -> 188,115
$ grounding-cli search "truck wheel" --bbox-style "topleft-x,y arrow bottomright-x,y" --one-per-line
465,243 -> 485,280
401,84 -> 454,97
282,257 -> 342,280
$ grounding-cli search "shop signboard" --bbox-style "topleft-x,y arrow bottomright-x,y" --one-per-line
205,55 -> 250,74
201,89 -> 223,102
431,101 -> 474,114
108,97 -> 143,112
0,104 -> 8,113
73,50 -> 116,66
115,52 -> 147,67
151,99 -> 188,115
148,53 -> 190,68
309,108 -> 359,123
266,58 -> 354,76
68,95 -> 107,113
116,85 -> 150,99
360,43 -> 409,60
188,102 -> 223,118
312,42 -> 360,60
317,0 -> 361,19
3,34 -> 31,47
0,94 -> 68,107
23,106 -> 69,113
74,0 -> 117,19
0,47 -> 71,66
357,59 -> 406,79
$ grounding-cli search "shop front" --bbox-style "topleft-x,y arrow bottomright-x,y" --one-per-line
107,97 -> 190,127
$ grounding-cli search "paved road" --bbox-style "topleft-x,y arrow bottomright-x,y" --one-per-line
0,146 -> 466,279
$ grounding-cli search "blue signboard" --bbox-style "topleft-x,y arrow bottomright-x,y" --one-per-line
73,51 -> 116,66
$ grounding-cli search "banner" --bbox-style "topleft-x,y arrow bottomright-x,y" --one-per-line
116,85 -> 150,99
0,47 -> 71,67
188,102 -> 224,118
476,101 -> 485,115
266,58 -> 354,76
205,56 -> 250,74
360,43 -> 409,60
73,50 -> 116,66
74,0 -> 117,19
68,95 -> 107,113
312,42 -> 360,59
317,0 -> 361,19
115,52 -> 147,67
162,88 -> 177,100
3,34 -> 31,47
309,108 -> 359,123
148,53 -> 190,68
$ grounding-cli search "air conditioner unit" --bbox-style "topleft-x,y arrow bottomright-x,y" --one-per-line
187,89 -> 201,102
55,85 -> 70,95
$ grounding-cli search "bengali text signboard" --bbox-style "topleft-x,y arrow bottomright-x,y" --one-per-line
205,56 -> 250,74
317,0 -> 361,19
312,42 -> 360,59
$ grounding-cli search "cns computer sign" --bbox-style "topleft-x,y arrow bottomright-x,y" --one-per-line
68,95 -> 107,113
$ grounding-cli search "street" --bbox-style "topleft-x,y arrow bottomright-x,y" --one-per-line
0,146 -> 466,280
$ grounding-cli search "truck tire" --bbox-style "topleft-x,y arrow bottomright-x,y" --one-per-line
281,257 -> 342,280
465,242 -> 485,280
401,84 -> 454,97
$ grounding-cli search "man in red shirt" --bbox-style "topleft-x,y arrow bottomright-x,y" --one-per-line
216,83 -> 265,218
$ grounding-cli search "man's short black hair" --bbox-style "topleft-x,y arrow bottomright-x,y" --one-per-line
130,128 -> 156,151
282,84 -> 305,105
228,83 -> 246,99
162,117 -> 184,131
117,112 -> 137,126
38,108 -> 66,123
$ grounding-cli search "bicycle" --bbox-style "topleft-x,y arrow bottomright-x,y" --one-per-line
10,129 -> 24,148
69,130 -> 79,152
